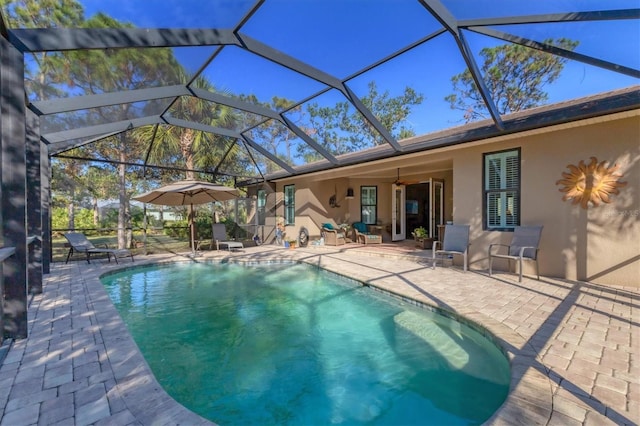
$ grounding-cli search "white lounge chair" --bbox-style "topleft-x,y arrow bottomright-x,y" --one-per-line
212,224 -> 244,251
432,224 -> 470,272
489,225 -> 543,282
64,232 -> 134,264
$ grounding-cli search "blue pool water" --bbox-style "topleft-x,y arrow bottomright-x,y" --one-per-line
102,262 -> 510,425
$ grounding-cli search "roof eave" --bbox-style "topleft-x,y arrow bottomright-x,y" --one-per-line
255,85 -> 640,185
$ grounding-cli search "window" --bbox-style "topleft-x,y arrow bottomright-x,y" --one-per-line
257,189 -> 266,225
284,185 -> 295,225
361,186 -> 377,225
483,148 -> 520,230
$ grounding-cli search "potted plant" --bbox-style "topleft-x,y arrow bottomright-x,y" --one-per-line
338,223 -> 351,241
411,227 -> 433,249
412,226 -> 428,239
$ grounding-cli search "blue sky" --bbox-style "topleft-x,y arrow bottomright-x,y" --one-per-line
75,0 -> 640,137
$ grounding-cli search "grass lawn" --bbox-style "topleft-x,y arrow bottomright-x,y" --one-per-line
53,232 -> 256,262
52,233 -> 190,263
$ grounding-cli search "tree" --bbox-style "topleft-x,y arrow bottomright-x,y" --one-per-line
0,0 -> 84,100
235,94 -> 299,173
83,166 -> 119,226
301,81 -> 424,161
61,13 -> 181,249
140,71 -> 238,182
445,39 -> 579,122
50,158 -> 85,230
133,72 -> 245,246
1,0 -> 86,232
1,2 -> 175,246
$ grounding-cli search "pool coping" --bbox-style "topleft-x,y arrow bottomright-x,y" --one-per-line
80,257 -> 214,425
92,254 -> 552,425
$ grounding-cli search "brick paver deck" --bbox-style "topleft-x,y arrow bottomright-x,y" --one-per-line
0,245 -> 637,425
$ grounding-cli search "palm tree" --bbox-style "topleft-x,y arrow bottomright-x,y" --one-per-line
133,71 -> 244,245
142,70 -> 240,181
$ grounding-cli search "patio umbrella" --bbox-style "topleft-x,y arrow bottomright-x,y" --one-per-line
133,180 -> 240,255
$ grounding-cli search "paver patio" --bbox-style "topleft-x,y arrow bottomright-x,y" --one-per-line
0,245 -> 637,425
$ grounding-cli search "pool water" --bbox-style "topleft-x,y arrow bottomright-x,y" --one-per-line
102,262 -> 510,425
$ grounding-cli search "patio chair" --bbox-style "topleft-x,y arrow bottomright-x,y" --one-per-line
275,222 -> 285,245
321,223 -> 346,246
64,232 -> 134,264
489,225 -> 543,282
352,222 -> 382,244
212,223 -> 244,251
432,224 -> 469,272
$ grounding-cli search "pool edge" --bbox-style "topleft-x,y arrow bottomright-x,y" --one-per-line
89,257 -> 215,425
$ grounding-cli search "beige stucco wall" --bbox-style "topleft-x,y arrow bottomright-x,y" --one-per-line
269,112 -> 638,287
264,178 -> 345,241
454,114 -> 639,287
274,171 -> 454,243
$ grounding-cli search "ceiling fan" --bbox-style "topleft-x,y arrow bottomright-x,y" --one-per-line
392,168 -> 419,186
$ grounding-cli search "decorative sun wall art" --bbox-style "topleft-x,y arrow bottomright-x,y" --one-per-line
556,157 -> 627,209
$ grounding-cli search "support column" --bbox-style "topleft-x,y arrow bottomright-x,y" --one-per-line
1,36 -> 28,339
41,141 -> 51,274
26,109 -> 42,294
0,30 -> 3,343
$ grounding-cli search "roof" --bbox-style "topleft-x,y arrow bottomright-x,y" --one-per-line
265,85 -> 640,181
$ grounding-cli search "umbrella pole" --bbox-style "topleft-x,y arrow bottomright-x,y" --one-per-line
190,203 -> 197,256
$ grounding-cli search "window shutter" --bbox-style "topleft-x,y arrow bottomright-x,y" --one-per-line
484,149 -> 520,229
487,193 -> 501,227
284,185 -> 295,224
506,154 -> 519,189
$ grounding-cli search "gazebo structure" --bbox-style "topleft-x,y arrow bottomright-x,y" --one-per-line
1,2 -> 638,339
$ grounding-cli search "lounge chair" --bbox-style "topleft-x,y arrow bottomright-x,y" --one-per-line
64,232 -> 134,264
489,225 -> 543,282
212,223 -> 244,251
432,224 -> 469,272
321,223 -> 346,246
352,222 -> 382,244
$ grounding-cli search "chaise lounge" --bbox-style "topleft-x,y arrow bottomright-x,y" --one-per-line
352,222 -> 382,244
64,232 -> 134,264
212,223 -> 244,251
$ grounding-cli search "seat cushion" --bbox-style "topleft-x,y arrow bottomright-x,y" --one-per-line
353,222 -> 368,233
219,241 -> 244,251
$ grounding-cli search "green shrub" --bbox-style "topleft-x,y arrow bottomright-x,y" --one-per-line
51,207 -> 95,231
164,220 -> 190,240
163,216 -> 216,241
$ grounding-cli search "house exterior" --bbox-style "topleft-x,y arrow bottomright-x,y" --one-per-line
250,88 -> 640,288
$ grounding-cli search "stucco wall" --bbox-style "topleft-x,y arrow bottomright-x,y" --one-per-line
275,172 -> 454,243
454,114 -> 639,287
269,112 -> 638,286
271,178 -> 351,241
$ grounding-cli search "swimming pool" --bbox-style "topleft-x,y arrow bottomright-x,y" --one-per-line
102,262 -> 510,425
